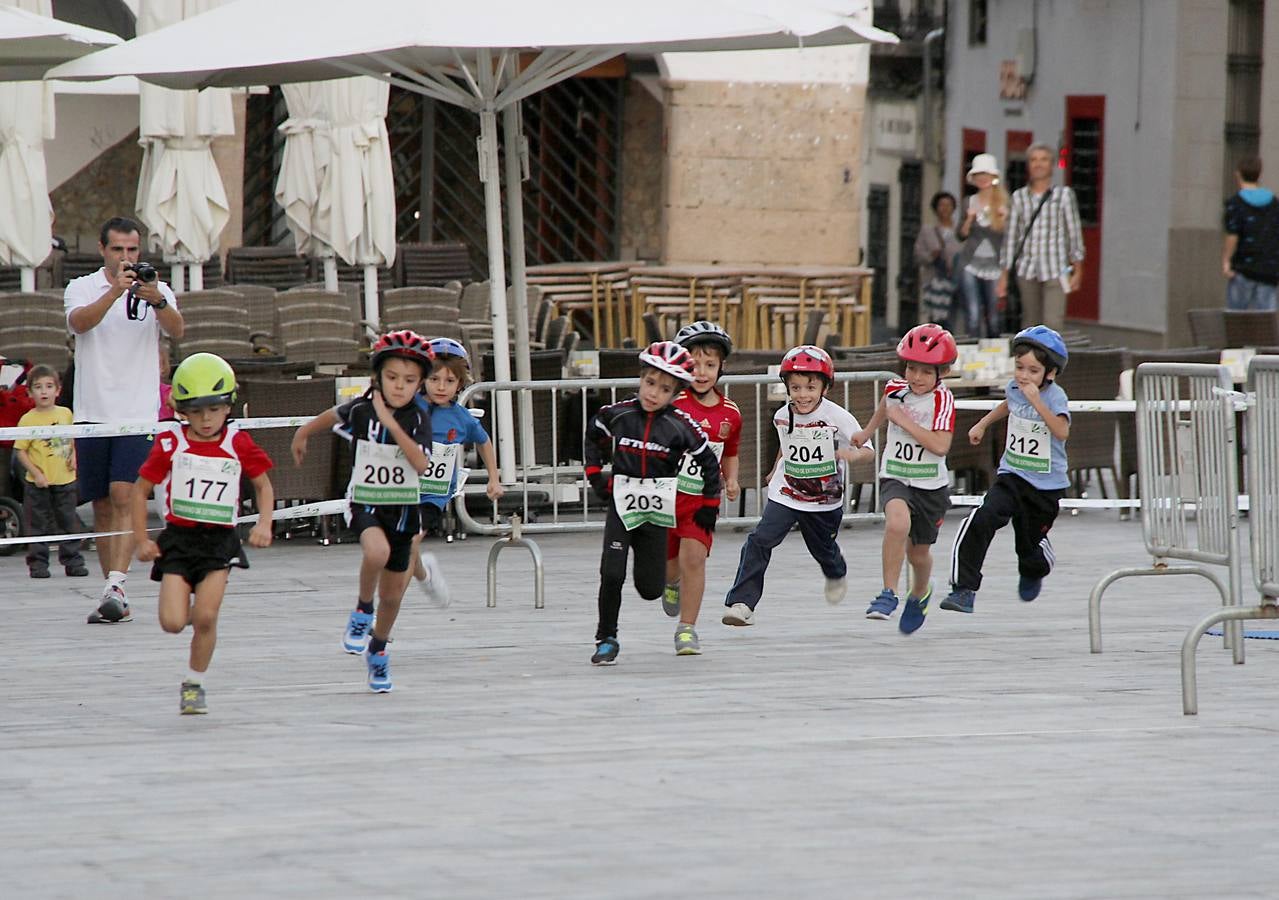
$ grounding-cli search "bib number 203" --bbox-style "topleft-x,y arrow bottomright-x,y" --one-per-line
625,492 -> 664,513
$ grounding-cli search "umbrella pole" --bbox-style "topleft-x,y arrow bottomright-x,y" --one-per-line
189,263 -> 203,292
322,254 -> 339,293
503,101 -> 536,470
170,264 -> 185,294
363,264 -> 379,331
20,268 -> 34,293
479,99 -> 517,483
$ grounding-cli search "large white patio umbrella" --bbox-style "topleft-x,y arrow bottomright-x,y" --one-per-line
275,82 -> 327,256
0,1 -> 120,292
50,0 -> 895,478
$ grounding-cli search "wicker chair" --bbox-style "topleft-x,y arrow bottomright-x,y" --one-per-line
1187,308 -> 1227,350
221,283 -> 278,349
381,285 -> 462,332
55,252 -> 104,287
475,348 -> 568,465
1057,347 -> 1127,498
394,241 -> 472,287
459,280 -> 490,323
1223,309 -> 1279,347
171,289 -> 253,362
0,291 -> 71,370
274,290 -> 362,369
225,247 -> 312,291
237,377 -> 338,521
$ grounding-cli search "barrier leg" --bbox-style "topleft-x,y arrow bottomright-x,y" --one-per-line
486,514 -> 545,610
1181,604 -> 1279,715
1088,564 -> 1229,654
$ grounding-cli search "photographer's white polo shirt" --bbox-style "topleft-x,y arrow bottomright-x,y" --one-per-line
64,267 -> 178,424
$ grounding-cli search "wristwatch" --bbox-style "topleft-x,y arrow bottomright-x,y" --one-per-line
150,297 -> 169,310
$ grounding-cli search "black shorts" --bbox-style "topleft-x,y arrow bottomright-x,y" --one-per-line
879,478 -> 951,546
150,524 -> 244,586
349,504 -> 419,573
418,502 -> 444,534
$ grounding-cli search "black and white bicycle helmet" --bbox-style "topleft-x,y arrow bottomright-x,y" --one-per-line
638,340 -> 696,384
674,320 -> 732,359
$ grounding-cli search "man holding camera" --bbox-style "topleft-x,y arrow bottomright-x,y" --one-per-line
65,216 -> 184,624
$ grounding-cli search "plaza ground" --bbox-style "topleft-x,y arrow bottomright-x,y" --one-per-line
2,509 -> 1277,898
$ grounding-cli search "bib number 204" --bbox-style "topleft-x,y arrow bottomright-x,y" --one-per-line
787,444 -> 825,463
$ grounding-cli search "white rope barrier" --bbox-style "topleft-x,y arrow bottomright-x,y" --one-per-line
0,415 -> 315,441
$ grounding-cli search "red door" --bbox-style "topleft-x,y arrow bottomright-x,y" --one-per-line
1064,96 -> 1104,321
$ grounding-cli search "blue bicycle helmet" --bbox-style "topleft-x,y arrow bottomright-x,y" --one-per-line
428,337 -> 469,363
1011,325 -> 1068,374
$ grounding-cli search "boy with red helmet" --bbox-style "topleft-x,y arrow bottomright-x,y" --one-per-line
584,341 -> 723,665
661,321 -> 742,655
290,330 -> 434,692
852,324 -> 957,634
721,345 -> 874,626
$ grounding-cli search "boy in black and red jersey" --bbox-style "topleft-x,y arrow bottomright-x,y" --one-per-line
583,341 -> 722,666
132,354 -> 274,715
662,321 -> 742,656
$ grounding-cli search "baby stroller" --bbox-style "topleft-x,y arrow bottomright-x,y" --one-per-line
0,357 -> 34,555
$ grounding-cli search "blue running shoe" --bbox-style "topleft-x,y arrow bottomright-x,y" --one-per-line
591,638 -> 620,666
343,609 -> 373,654
1018,576 -> 1043,602
899,583 -> 933,634
364,649 -> 393,692
940,588 -> 976,614
865,589 -> 899,620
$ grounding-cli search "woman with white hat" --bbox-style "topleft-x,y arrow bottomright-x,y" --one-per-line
955,153 -> 1008,337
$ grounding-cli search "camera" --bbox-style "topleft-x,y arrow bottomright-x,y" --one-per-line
125,261 -> 158,283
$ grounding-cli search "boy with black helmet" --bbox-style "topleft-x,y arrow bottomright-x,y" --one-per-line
721,345 -> 875,626
661,320 -> 742,655
942,325 -> 1072,614
853,323 -> 958,634
132,353 -> 275,714
584,341 -> 723,665
291,330 -> 434,692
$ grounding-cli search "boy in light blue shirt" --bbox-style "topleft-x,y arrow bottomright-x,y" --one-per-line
942,326 -> 1071,613
410,338 -> 504,605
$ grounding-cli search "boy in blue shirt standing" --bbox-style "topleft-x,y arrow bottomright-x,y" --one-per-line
942,326 -> 1071,613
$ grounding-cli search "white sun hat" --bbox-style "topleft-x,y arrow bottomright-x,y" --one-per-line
966,153 -> 1001,184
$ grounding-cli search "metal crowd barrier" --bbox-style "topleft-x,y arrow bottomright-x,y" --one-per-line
454,371 -> 895,536
1180,356 -> 1279,714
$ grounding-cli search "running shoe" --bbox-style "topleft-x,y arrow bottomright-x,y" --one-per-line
419,552 -> 451,608
65,564 -> 89,577
721,602 -> 755,627
179,681 -> 207,715
865,588 -> 899,620
29,568 -> 50,579
86,584 -> 131,624
1018,576 -> 1043,602
364,649 -> 393,692
591,638 -> 620,666
824,577 -> 848,606
940,588 -> 976,614
674,624 -> 702,656
342,609 -> 374,654
899,583 -> 933,635
661,583 -> 681,618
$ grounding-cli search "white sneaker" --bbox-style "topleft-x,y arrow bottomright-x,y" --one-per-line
824,577 -> 847,605
418,552 -> 451,608
721,602 -> 755,626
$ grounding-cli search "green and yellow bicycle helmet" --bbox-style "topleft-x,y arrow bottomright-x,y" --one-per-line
170,352 -> 237,410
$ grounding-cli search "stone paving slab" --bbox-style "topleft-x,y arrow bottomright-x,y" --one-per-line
2,510 -> 1278,899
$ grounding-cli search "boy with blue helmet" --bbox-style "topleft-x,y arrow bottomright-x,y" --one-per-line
942,325 -> 1071,613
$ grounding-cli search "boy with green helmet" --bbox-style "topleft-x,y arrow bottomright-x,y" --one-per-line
132,353 -> 276,714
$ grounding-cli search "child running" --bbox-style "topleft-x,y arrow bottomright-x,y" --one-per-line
852,324 -> 957,634
132,353 -> 274,714
584,341 -> 722,665
942,325 -> 1071,613
662,321 -> 741,655
410,337 -> 504,606
291,330 -> 433,692
722,345 -> 874,625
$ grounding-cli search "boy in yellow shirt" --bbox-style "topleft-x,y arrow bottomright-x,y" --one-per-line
14,365 -> 88,578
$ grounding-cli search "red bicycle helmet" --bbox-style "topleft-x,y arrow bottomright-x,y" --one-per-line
779,345 -> 835,383
370,329 -> 434,372
897,323 -> 958,367
638,340 -> 696,383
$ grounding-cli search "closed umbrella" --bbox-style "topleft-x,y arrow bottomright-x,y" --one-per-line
135,0 -> 232,292
274,81 -> 327,256
51,0 -> 895,477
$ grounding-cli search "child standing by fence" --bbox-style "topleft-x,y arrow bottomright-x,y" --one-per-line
14,365 -> 88,579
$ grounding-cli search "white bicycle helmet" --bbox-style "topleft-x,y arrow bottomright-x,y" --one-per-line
638,340 -> 696,383
674,320 -> 732,358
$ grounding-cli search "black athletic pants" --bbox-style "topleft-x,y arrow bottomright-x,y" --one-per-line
596,504 -> 666,641
950,473 -> 1063,592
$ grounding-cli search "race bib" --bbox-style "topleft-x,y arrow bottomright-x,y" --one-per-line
170,452 -> 241,525
783,427 -> 837,480
677,441 -> 724,495
419,442 -> 459,496
883,422 -> 941,480
1004,415 -> 1052,473
613,474 -> 677,530
352,440 -> 419,505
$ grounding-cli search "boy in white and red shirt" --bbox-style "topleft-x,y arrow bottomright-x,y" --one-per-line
852,324 -> 957,635
133,353 -> 274,714
663,321 -> 742,655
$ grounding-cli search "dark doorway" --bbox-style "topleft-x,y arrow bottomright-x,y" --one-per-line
866,184 -> 890,322
897,160 -> 923,330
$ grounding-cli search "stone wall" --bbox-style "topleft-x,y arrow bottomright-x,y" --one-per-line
661,80 -> 865,265
617,80 -> 663,261
49,129 -> 143,253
